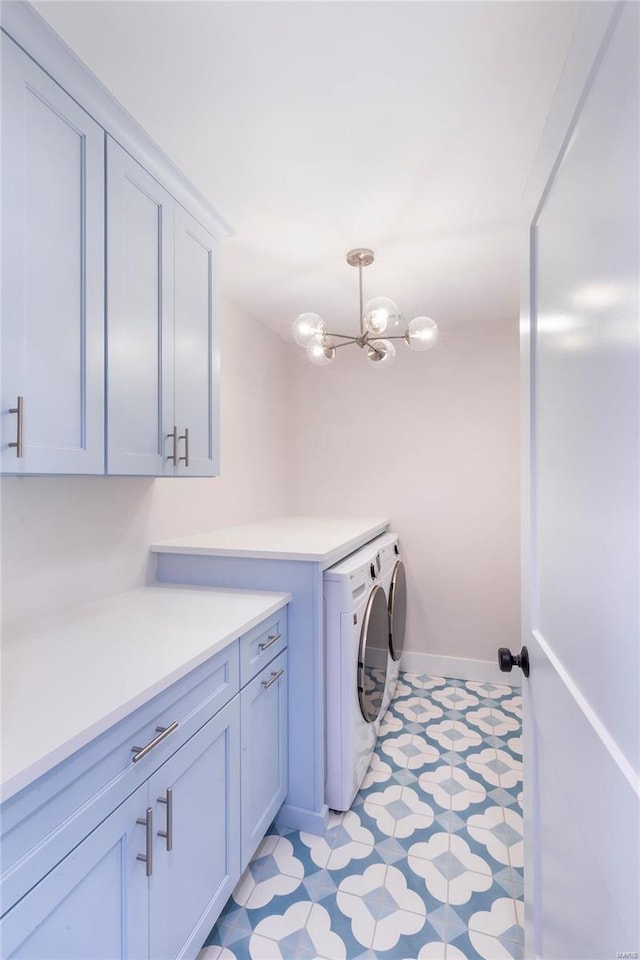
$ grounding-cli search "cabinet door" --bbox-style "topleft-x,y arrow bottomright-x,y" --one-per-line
1,34 -> 105,475
240,650 -> 288,870
0,788 -> 149,960
148,697 -> 240,960
106,137 -> 175,476
173,205 -> 219,477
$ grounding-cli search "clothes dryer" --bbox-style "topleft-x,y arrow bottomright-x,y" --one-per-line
377,533 -> 407,716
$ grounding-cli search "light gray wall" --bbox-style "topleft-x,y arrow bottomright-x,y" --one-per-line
1,298 -> 288,635
285,316 -> 521,662
2,306 -> 520,665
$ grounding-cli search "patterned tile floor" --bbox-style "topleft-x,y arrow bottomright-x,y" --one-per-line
198,673 -> 523,960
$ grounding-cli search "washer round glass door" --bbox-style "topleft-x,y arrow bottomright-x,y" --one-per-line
389,560 -> 407,661
358,584 -> 389,723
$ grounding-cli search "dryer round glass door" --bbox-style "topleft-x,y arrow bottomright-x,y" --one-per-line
389,560 -> 407,661
358,585 -> 389,723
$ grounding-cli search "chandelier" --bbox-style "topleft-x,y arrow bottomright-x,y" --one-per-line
292,248 -> 438,367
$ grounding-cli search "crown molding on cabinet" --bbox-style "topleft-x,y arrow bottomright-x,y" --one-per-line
0,0 -> 233,241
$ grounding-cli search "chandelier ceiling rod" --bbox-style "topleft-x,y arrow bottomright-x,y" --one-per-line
359,259 -> 364,339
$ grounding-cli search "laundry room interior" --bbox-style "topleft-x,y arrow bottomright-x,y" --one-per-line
1,3 -> 638,960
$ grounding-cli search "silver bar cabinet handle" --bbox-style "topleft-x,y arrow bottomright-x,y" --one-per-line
157,787 -> 173,851
8,396 -> 24,458
262,668 -> 284,690
131,721 -> 179,763
259,633 -> 281,652
166,426 -> 178,464
178,427 -> 189,467
136,807 -> 153,876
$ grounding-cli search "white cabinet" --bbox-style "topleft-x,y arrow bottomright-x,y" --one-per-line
0,5 -> 228,478
0,603 -> 288,960
1,34 -> 105,475
1,789 -> 148,960
241,650 -> 288,870
148,700 -> 240,960
1,703 -> 241,960
173,205 -> 219,477
105,138 -> 175,476
106,139 -> 219,477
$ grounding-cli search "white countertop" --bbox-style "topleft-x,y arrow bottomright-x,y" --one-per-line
1,584 -> 289,802
150,516 -> 390,565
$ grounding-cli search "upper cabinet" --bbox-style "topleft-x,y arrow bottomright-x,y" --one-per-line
1,34 -> 105,475
106,140 -> 175,477
0,5 -> 230,477
106,141 -> 219,476
173,206 -> 219,477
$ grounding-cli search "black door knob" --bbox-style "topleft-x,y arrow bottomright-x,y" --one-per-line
498,646 -> 530,678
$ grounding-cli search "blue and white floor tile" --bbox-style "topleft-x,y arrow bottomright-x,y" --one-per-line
198,673 -> 523,960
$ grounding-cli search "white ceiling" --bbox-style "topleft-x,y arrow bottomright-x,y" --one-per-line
36,0 -> 581,339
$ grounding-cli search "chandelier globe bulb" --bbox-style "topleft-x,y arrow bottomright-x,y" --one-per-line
307,334 -> 336,366
406,316 -> 439,351
366,338 -> 396,368
363,296 -> 403,336
293,312 -> 326,347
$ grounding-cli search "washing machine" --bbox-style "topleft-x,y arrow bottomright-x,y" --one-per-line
324,534 -> 404,811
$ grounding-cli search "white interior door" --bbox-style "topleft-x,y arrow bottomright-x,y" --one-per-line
521,3 -> 639,958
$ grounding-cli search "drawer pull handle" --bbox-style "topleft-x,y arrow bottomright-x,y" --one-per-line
131,721 -> 179,762
262,668 -> 284,690
259,633 -> 281,652
258,633 -> 282,650
157,787 -> 173,851
8,396 -> 24,458
136,807 -> 153,876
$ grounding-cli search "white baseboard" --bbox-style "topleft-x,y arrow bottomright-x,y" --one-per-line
400,651 -> 521,689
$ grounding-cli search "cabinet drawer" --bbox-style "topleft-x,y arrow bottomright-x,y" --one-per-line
1,640 -> 239,915
239,612 -> 287,686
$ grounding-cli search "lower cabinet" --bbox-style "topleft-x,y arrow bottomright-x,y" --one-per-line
0,615 -> 288,960
149,699 -> 240,960
1,700 -> 241,960
1,789 -> 149,960
241,650 -> 288,870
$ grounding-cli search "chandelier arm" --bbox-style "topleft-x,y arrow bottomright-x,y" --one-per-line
384,334 -> 411,341
332,339 -> 359,349
324,331 -> 359,339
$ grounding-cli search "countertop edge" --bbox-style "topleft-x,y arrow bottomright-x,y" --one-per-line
1,592 -> 290,804
319,524 -> 390,567
150,521 -> 390,565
